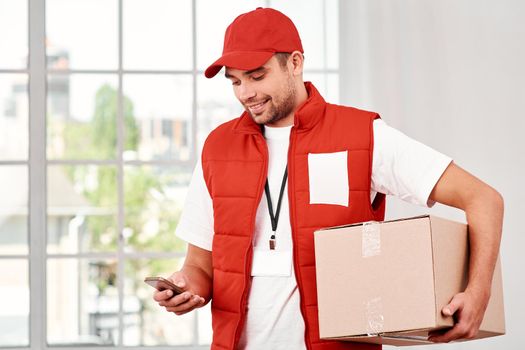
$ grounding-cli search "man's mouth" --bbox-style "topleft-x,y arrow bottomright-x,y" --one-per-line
247,99 -> 270,115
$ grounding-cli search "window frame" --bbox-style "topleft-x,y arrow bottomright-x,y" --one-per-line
0,0 -> 339,348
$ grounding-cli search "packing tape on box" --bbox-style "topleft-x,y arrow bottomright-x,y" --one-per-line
365,296 -> 385,335
362,221 -> 381,258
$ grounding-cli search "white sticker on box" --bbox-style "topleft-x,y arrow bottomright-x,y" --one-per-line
362,221 -> 381,258
365,296 -> 384,335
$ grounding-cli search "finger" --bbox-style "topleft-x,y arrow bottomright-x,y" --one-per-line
428,328 -> 449,339
153,289 -> 174,302
442,293 -> 464,317
172,296 -> 206,315
429,322 -> 469,343
166,295 -> 205,315
166,296 -> 198,314
159,292 -> 192,307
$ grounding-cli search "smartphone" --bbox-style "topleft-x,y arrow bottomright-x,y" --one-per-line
144,276 -> 184,295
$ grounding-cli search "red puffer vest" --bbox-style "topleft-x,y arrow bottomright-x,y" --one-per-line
202,83 -> 385,350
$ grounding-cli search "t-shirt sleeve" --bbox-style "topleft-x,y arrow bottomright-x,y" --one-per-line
175,160 -> 214,251
372,119 -> 453,207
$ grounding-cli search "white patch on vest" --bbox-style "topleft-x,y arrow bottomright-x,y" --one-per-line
307,151 -> 349,206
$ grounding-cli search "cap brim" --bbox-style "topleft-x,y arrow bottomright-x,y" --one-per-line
204,51 -> 274,78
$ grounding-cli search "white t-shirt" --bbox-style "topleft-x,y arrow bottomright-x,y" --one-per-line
176,119 -> 452,349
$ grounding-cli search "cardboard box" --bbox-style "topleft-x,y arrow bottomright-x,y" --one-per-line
314,215 -> 505,346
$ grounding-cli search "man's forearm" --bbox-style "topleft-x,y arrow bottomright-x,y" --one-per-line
464,186 -> 504,295
430,163 -> 504,294
427,160 -> 503,342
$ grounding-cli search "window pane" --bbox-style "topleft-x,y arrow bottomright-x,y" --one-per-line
326,0 -> 340,70
46,0 -> 118,70
0,74 -> 28,160
124,165 -> 191,253
124,258 -> 206,345
269,0 -> 328,70
123,0 -> 192,70
122,74 -> 192,161
47,165 -> 117,254
0,0 -> 28,69
196,0 -> 265,71
47,74 -> 118,160
47,258 -> 119,345
197,75 -> 243,153
0,166 -> 28,255
0,259 -> 29,346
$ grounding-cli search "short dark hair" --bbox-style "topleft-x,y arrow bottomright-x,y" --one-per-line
274,53 -> 291,69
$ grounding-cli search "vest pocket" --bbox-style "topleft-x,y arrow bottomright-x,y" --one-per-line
307,151 -> 349,206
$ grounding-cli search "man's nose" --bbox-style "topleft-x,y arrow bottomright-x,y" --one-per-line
238,83 -> 256,101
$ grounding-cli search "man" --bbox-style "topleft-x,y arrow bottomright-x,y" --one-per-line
153,7 -> 503,350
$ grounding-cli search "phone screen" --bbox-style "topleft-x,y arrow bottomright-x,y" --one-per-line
144,277 -> 184,295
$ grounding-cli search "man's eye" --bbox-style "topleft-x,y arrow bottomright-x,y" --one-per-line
231,81 -> 240,86
252,75 -> 264,81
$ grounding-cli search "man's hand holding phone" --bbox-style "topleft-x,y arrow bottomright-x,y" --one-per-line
148,272 -> 206,316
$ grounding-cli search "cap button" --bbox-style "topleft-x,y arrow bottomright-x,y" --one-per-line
256,7 -> 263,10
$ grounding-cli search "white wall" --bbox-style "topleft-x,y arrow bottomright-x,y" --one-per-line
339,1 -> 525,349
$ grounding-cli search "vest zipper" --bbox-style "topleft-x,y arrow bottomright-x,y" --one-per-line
287,127 -> 312,350
232,133 -> 269,349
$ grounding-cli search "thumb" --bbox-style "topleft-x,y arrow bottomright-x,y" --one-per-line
442,293 -> 464,317
169,272 -> 187,288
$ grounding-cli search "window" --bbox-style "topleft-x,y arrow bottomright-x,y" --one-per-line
0,0 -> 30,347
0,0 -> 338,348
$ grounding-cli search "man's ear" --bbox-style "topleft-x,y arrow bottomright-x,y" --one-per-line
289,51 -> 304,76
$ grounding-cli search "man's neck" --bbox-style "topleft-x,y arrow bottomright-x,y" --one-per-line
266,115 -> 294,127
265,82 -> 308,128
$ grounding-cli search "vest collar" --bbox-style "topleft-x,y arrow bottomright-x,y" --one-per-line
233,82 -> 326,134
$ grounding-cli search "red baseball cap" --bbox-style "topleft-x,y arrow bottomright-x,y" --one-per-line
204,7 -> 304,78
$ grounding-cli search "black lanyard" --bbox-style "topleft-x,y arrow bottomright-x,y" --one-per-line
265,166 -> 288,250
